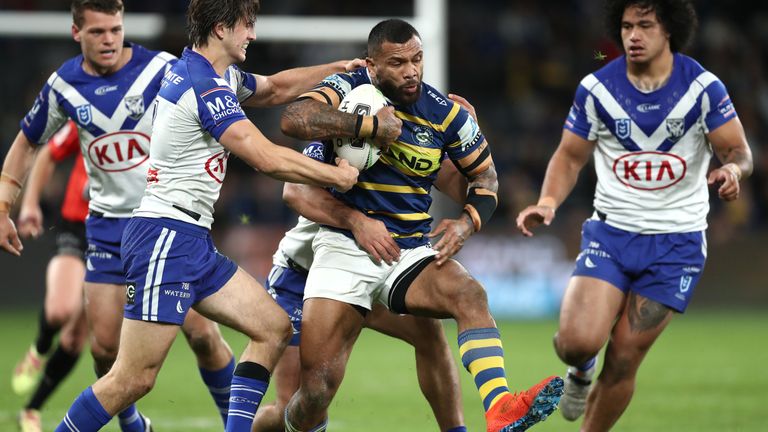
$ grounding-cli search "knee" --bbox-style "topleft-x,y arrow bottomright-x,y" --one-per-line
446,278 -> 489,316
184,325 -> 229,359
267,312 -> 293,348
553,331 -> 600,367
45,306 -> 76,328
113,369 -> 157,401
90,332 -> 119,365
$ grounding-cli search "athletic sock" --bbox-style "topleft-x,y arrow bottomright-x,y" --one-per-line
225,361 -> 270,432
568,356 -> 597,381
26,345 -> 81,410
117,404 -> 146,432
446,427 -> 468,432
54,386 -> 111,432
458,327 -> 511,413
199,355 -> 235,425
285,410 -> 328,432
35,306 -> 60,356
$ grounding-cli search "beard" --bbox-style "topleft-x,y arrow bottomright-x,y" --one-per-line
377,78 -> 422,106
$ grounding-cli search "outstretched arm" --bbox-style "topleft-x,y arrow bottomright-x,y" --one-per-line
243,59 -> 365,108
516,129 -> 594,236
706,117 -> 753,201
0,131 -> 39,255
283,183 -> 400,264
16,145 -> 55,238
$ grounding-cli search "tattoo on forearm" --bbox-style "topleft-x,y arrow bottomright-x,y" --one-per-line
627,293 -> 671,333
282,100 -> 356,140
468,161 -> 499,192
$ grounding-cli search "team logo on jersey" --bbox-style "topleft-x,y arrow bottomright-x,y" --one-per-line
124,95 -> 145,120
412,125 -> 434,145
126,282 -> 136,305
665,118 -> 685,142
76,104 -> 93,126
679,275 -> 692,293
612,151 -> 687,190
205,150 -> 229,183
615,118 -> 631,139
88,131 -> 150,172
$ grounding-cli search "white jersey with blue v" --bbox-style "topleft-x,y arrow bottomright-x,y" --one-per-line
564,53 -> 737,234
20,43 -> 175,217
134,47 -> 257,229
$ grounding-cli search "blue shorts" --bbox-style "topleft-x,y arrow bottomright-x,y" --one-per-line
573,220 -> 706,312
121,217 -> 238,325
85,215 -> 129,284
266,264 -> 306,346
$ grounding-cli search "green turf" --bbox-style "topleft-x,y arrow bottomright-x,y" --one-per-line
1,309 -> 766,431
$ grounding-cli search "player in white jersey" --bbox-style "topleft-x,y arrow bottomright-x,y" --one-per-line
51,1 -> 359,431
254,95 -> 477,431
516,1 -> 753,430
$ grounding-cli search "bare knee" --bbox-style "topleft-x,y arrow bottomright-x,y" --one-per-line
90,332 -> 120,368
183,324 -> 229,359
445,277 -> 489,319
264,312 -> 293,348
45,304 -> 78,328
553,330 -> 601,367
109,368 -> 158,401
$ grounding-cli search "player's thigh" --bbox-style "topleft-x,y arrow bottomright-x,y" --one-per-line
558,276 -> 625,350
44,254 -> 85,321
610,291 -> 674,357
102,319 -> 179,389
401,258 -> 482,319
194,267 -> 288,339
365,303 -> 443,347
84,282 -> 126,345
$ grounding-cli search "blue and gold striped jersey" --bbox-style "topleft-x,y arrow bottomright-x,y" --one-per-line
313,68 -> 487,248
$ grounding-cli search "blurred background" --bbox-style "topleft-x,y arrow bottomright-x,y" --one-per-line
1,0 -> 766,317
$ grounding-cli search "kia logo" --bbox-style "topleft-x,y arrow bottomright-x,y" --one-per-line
612,151 -> 687,191
87,131 -> 150,172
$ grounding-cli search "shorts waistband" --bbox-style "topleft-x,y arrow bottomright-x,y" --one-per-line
133,216 -> 210,239
282,252 -> 309,275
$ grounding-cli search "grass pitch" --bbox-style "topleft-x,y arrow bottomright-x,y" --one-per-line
1,309 -> 765,431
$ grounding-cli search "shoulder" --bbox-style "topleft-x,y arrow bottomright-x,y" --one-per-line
413,83 -> 464,130
321,67 -> 371,93
585,56 -> 625,89
675,54 -> 724,90
50,55 -> 86,83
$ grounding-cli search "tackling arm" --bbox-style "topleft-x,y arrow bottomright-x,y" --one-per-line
706,117 -> 754,201
516,129 -> 595,236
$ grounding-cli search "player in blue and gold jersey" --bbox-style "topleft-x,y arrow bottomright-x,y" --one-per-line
280,19 -> 563,432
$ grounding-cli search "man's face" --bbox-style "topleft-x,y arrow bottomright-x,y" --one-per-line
621,5 -> 670,65
368,35 -> 424,106
222,19 -> 256,64
72,9 -> 125,74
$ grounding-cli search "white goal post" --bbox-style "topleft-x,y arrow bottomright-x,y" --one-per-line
0,0 -> 448,90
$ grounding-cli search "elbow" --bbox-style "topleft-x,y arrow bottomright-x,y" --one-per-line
282,183 -> 301,209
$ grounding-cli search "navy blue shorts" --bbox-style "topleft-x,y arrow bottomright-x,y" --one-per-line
121,217 -> 237,325
85,215 -> 129,284
573,220 -> 706,312
265,264 -> 306,346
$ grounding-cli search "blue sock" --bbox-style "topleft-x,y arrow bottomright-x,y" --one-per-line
225,362 -> 270,432
200,356 -> 235,425
55,386 -> 111,432
117,404 -> 146,432
447,427 -> 468,432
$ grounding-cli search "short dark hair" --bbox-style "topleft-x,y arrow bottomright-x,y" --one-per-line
186,0 -> 260,48
605,0 -> 698,52
71,0 -> 124,28
367,19 -> 421,57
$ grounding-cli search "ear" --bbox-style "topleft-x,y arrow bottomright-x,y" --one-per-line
213,22 -> 226,40
366,56 -> 376,79
72,24 -> 81,43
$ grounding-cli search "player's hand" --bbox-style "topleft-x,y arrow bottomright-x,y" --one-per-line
0,213 -> 23,256
448,93 -> 477,122
429,216 -> 473,266
516,205 -> 556,237
17,202 -> 44,238
349,215 -> 400,265
334,158 -> 359,193
373,106 -> 402,151
708,164 -> 740,201
341,58 -> 366,72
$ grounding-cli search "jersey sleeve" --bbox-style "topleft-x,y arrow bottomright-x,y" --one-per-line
47,120 -> 80,162
20,73 -> 69,146
702,78 -> 737,133
564,81 -> 600,140
304,68 -> 370,107
195,78 -> 249,141
229,65 -> 257,103
302,141 -> 334,164
444,104 -> 491,176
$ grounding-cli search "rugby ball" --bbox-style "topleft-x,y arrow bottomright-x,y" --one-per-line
334,84 -> 388,170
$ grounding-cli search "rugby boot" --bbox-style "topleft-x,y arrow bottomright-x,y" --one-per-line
485,375 -> 564,432
560,371 -> 592,421
12,346 -> 45,395
18,409 -> 42,432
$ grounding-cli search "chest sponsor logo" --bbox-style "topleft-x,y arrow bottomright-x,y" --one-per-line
95,84 -> 119,96
77,104 -> 93,126
612,151 -> 687,191
124,95 -> 145,120
205,150 -> 229,183
615,118 -> 631,139
665,118 -> 685,142
87,131 -> 150,172
637,103 -> 661,113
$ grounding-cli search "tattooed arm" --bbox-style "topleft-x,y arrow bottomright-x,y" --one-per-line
280,97 -> 401,146
706,117 -> 754,201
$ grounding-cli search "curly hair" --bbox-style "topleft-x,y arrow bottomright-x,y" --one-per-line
186,0 -> 260,48
604,0 -> 698,52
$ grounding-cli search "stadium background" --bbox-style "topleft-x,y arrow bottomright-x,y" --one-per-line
0,1 -> 766,431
